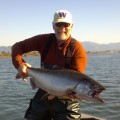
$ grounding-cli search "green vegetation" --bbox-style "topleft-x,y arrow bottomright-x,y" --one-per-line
0,51 -> 11,58
0,50 -> 120,58
0,51 -> 40,58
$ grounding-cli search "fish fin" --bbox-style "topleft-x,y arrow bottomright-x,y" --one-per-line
40,93 -> 56,100
16,73 -> 21,79
15,73 -> 28,82
52,66 -> 65,70
40,93 -> 50,100
30,77 -> 38,89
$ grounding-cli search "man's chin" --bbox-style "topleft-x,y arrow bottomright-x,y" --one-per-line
58,36 -> 67,41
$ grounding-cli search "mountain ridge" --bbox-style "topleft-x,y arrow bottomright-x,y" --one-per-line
0,42 -> 120,53
82,41 -> 120,52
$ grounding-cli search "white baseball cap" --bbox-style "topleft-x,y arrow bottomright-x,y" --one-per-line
53,10 -> 73,24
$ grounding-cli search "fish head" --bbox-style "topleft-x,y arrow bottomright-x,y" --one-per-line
75,76 -> 105,103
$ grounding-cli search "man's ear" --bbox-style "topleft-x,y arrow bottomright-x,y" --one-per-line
71,23 -> 73,28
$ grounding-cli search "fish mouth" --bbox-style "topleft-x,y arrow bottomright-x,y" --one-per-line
92,89 -> 105,103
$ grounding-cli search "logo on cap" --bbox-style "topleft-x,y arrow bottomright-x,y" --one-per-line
59,12 -> 67,18
53,10 -> 73,23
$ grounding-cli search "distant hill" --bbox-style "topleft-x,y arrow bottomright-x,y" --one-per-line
0,42 -> 120,53
82,42 -> 120,52
0,46 -> 11,53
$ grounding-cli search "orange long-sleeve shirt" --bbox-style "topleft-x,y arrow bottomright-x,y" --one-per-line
12,33 -> 87,73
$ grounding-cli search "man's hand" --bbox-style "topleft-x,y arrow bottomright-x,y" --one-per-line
17,63 -> 31,81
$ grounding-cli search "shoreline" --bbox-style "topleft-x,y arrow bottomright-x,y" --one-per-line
0,51 -> 120,58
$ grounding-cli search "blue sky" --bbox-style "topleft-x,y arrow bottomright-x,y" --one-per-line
0,0 -> 120,46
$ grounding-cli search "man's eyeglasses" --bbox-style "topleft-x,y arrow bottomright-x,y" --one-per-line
55,22 -> 70,27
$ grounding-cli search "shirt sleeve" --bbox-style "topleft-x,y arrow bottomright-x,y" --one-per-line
11,34 -> 49,69
71,40 -> 87,73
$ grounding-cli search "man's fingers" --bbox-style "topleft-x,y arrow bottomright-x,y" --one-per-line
25,63 -> 31,68
17,63 -> 32,80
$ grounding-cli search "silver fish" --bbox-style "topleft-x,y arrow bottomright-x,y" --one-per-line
16,67 -> 105,103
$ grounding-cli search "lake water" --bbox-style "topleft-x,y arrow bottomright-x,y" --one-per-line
0,54 -> 120,120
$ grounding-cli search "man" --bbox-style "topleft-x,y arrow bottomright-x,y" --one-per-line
12,10 -> 87,120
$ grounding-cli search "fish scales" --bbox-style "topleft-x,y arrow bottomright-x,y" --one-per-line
17,67 -> 105,103
28,68 -> 79,96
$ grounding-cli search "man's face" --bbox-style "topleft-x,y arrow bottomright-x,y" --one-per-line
53,22 -> 73,41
